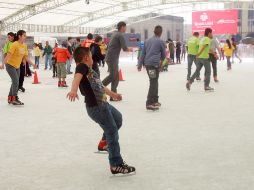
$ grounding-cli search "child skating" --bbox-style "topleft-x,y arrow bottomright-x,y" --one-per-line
67,47 -> 136,175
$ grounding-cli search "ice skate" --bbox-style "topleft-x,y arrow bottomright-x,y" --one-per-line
146,104 -> 159,111
204,86 -> 214,92
95,140 -> 108,154
110,162 -> 136,176
11,96 -> 24,106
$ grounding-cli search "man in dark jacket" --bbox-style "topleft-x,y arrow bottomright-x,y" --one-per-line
67,37 -> 73,74
90,35 -> 104,77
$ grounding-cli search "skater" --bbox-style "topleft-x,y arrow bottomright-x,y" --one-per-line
102,21 -> 132,99
54,41 -> 71,87
2,32 -> 15,69
231,38 -> 242,63
67,46 -> 136,175
209,37 -> 221,82
186,28 -> 215,92
175,40 -> 181,64
90,35 -> 104,77
66,37 -> 74,74
181,42 -> 187,62
43,41 -> 53,70
19,61 -> 36,93
82,33 -> 94,48
0,30 -> 35,105
33,43 -> 41,69
223,39 -> 235,71
52,43 -> 58,78
187,32 -> 200,81
100,41 -> 107,67
138,25 -> 166,110
168,39 -> 175,64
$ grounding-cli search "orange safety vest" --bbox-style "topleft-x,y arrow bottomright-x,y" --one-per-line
81,39 -> 94,48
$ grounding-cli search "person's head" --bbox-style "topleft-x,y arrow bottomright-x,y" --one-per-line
76,37 -> 81,43
95,35 -> 103,45
226,39 -> 232,49
204,28 -> 213,38
137,38 -> 140,42
73,47 -> 93,67
7,32 -> 15,42
154,25 -> 163,37
87,33 -> 93,40
62,41 -> 68,48
193,32 -> 199,37
68,37 -> 73,42
33,43 -> 38,47
117,21 -> 127,33
14,30 -> 26,43
55,42 -> 58,48
46,41 -> 49,46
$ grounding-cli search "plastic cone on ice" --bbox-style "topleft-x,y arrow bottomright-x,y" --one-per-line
32,71 -> 40,84
119,69 -> 124,81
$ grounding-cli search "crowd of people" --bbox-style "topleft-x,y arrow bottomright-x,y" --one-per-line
0,20 -> 244,176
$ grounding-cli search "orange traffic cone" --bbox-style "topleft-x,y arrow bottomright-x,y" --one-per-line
119,69 -> 124,81
32,71 -> 40,84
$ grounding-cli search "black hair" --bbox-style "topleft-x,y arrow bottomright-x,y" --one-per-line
87,33 -> 93,40
136,38 -> 140,42
14,30 -> 26,41
193,32 -> 199,36
73,47 -> 90,63
76,37 -> 81,42
117,21 -> 126,31
7,32 -> 15,37
154,25 -> 163,36
226,39 -> 232,49
204,28 -> 212,37
68,37 -> 72,41
94,35 -> 102,43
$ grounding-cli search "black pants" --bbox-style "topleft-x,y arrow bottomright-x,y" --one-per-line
25,62 -> 32,77
209,53 -> 217,77
19,64 -> 25,88
146,65 -> 159,106
52,63 -> 57,76
102,61 -> 119,93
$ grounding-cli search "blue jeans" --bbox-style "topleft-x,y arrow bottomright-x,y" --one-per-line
66,58 -> 72,73
44,54 -> 52,69
187,54 -> 201,80
35,56 -> 40,69
86,103 -> 123,166
6,64 -> 20,96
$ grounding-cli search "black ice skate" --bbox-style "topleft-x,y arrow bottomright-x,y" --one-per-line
19,87 -> 25,93
11,96 -> 24,106
146,104 -> 159,111
204,86 -> 214,92
186,81 -> 191,91
110,162 -> 136,175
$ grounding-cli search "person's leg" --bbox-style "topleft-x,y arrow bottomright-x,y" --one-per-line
187,54 -> 194,80
226,56 -> 231,69
26,62 -> 31,76
19,64 -> 25,89
102,62 -> 113,86
61,63 -> 67,86
45,55 -> 48,69
56,63 -> 61,86
109,62 -> 119,93
203,59 -> 211,88
87,104 -> 123,167
189,59 -> 203,83
6,64 -> 20,97
49,54 -> 53,69
146,66 -> 159,106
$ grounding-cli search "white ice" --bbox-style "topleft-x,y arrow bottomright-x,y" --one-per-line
0,54 -> 254,190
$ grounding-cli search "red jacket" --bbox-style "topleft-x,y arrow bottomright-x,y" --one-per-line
54,47 -> 71,63
81,39 -> 94,48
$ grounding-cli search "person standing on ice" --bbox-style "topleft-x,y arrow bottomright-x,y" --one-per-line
67,47 -> 136,175
102,21 -> 132,101
138,25 -> 166,111
186,28 -> 216,92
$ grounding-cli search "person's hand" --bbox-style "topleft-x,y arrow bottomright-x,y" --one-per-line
137,66 -> 142,72
128,47 -> 133,52
33,64 -> 37,69
0,64 -> 4,70
67,91 -> 79,102
112,93 -> 122,101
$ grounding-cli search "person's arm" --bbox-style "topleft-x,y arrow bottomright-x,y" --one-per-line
196,44 -> 208,58
104,86 -> 122,101
67,73 -> 83,101
24,56 -> 36,69
42,47 -> 46,56
138,41 -> 146,71
119,34 -> 132,52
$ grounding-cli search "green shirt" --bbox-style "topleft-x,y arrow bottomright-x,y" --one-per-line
187,36 -> 199,55
3,41 -> 13,54
198,37 -> 211,59
43,45 -> 53,56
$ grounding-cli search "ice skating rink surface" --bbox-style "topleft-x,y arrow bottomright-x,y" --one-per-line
0,56 -> 254,190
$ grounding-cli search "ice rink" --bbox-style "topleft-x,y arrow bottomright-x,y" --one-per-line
0,55 -> 254,190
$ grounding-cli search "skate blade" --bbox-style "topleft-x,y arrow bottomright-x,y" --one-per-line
110,171 -> 136,178
94,151 -> 108,154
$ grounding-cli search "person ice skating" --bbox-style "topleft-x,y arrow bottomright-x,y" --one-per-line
187,32 -> 200,81
67,47 -> 136,175
223,39 -> 235,71
2,32 -> 15,69
43,41 -> 53,70
19,61 -> 36,93
100,41 -> 107,67
181,42 -> 187,62
82,33 -> 94,48
52,43 -> 58,78
90,35 -> 104,77
209,37 -> 222,82
231,38 -> 242,64
138,25 -> 166,110
102,21 -> 132,100
54,41 -> 71,87
33,43 -> 41,69
175,40 -> 181,64
186,28 -> 216,92
0,30 -> 35,105
168,39 -> 175,64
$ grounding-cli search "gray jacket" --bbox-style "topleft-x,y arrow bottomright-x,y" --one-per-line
139,36 -> 166,68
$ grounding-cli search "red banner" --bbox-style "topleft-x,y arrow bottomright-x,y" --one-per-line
192,10 -> 238,35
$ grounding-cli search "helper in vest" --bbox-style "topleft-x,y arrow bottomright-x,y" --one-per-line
66,37 -> 74,74
102,21 -> 132,100
187,32 -> 200,81
82,33 -> 94,48
2,32 -> 15,69
43,41 -> 53,70
0,30 -> 36,105
186,28 -> 217,92
90,35 -> 104,77
54,41 -> 71,87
